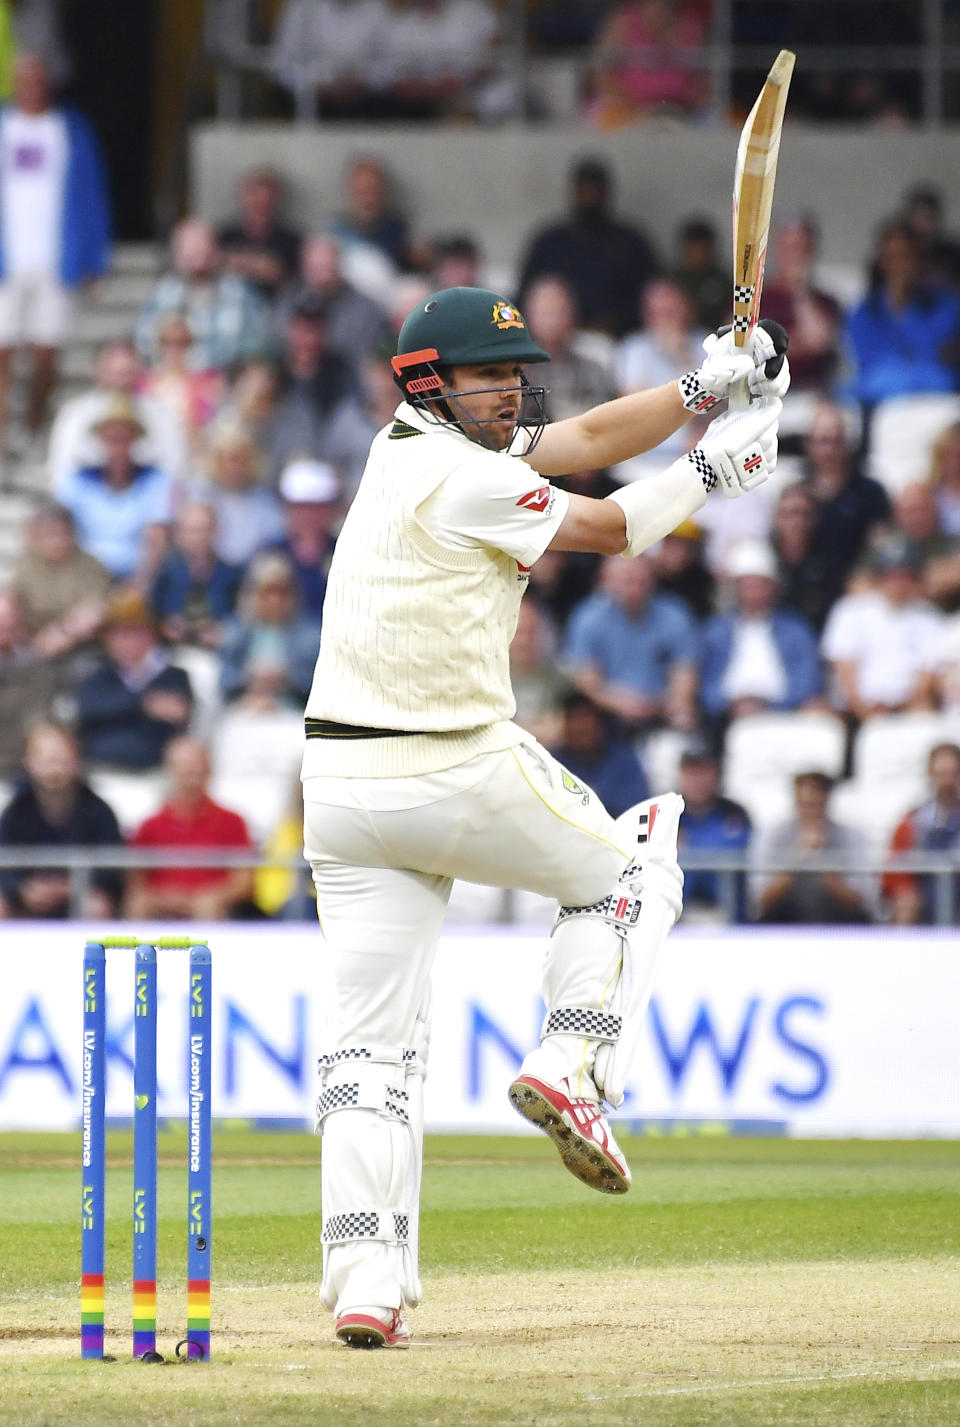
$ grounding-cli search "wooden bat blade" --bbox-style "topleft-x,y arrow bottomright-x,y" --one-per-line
732,48 -> 795,350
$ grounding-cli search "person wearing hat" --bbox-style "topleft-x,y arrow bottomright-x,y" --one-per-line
821,531 -> 945,722
700,537 -> 823,728
74,588 -> 192,771
53,393 -> 174,580
269,457 -> 342,618
300,281 -> 786,1348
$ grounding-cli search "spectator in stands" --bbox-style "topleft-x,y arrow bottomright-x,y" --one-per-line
650,518 -> 715,620
755,771 -> 874,924
0,587 -> 57,779
379,0 -> 504,122
48,339 -> 190,489
928,420 -> 960,535
428,233 -> 483,292
517,155 -> 660,339
552,689 -> 649,818
676,741 -> 752,922
150,501 -> 242,649
125,734 -> 255,921
276,234 -> 390,376
10,502 -> 112,672
526,542 -> 603,631
135,217 -> 271,371
802,400 -> 891,588
585,0 -> 709,127
217,165 -> 303,301
900,182 -> 960,292
771,483 -> 835,633
192,424 -> 284,567
0,718 -> 123,919
254,777 -> 315,919
845,219 -> 960,411
218,551 -> 322,705
269,0 -> 390,120
889,481 -> 960,611
762,216 -> 844,394
615,277 -> 705,478
0,52 -> 110,453
821,532 -> 944,724
702,539 -> 823,729
54,396 -> 174,582
563,552 -> 699,733
509,597 -> 565,748
332,156 -> 416,272
75,588 -> 192,771
138,314 -> 225,456
884,742 -> 960,925
210,359 -> 279,455
669,216 -> 729,335
264,293 -> 370,486
270,458 -> 341,619
523,275 -> 616,421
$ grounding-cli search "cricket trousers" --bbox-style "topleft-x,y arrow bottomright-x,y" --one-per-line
303,735 -> 634,1318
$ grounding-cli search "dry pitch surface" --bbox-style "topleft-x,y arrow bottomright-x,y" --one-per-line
2,1132 -> 959,1426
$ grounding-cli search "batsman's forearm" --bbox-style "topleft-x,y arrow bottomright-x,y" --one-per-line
529,382 -> 688,476
605,456 -> 707,558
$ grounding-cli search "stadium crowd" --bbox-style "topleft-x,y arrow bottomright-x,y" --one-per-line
2,8 -> 960,926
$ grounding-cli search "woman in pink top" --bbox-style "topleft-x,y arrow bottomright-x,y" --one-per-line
587,0 -> 709,127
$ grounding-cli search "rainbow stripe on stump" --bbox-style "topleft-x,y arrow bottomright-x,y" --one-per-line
80,1272 -> 104,1357
185,1279 -> 211,1358
132,1280 -> 157,1357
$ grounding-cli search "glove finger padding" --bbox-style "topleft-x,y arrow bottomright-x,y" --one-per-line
699,396 -> 782,499
705,321 -> 791,401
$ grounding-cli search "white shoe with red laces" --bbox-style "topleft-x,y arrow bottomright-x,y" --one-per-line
335,1307 -> 411,1349
509,1064 -> 631,1195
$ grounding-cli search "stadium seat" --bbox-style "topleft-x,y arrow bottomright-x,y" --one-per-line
829,777 -> 924,859
209,702 -> 305,844
866,394 -> 960,497
87,768 -> 166,837
171,645 -> 224,743
852,712 -> 960,785
723,711 -> 848,835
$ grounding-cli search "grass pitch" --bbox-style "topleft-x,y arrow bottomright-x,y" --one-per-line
1,1131 -> 959,1425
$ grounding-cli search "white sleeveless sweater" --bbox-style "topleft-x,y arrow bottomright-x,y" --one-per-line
302,410 -> 527,777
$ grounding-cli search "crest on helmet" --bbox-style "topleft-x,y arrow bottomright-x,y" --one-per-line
491,300 -> 524,331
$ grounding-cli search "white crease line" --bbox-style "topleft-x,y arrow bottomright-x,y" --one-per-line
584,1364 -> 960,1401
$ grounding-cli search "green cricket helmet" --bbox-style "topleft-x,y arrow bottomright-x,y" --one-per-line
391,287 -> 551,451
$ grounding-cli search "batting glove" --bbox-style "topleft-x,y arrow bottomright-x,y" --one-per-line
686,395 -> 782,499
678,319 -> 791,412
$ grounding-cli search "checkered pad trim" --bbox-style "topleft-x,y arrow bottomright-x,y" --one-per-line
555,890 -> 642,930
678,370 -> 720,415
322,1212 -> 409,1245
688,447 -> 717,493
318,1046 -> 416,1070
318,1083 -> 360,1116
544,1007 -> 622,1040
733,283 -> 754,304
384,1089 -> 410,1122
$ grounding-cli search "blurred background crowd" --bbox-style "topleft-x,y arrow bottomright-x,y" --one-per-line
3,0 -> 960,926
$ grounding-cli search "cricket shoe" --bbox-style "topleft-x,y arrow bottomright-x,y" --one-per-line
335,1307 -> 411,1349
508,1062 -> 631,1195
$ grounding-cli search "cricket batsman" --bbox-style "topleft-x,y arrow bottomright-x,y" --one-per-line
302,286 -> 789,1347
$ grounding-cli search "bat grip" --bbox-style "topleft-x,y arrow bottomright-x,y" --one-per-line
728,376 -> 750,412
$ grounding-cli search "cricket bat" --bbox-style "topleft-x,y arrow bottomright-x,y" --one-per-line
729,48 -> 795,410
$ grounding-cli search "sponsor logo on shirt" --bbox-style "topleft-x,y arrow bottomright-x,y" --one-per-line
516,486 -> 551,514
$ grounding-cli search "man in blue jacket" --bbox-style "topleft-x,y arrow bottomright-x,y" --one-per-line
700,537 -> 822,727
0,52 -> 110,452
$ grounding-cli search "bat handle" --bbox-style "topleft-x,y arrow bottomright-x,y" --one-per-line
728,375 -> 750,412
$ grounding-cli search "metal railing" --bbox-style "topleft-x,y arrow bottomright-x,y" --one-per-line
1,844 -> 958,924
202,0 -> 960,125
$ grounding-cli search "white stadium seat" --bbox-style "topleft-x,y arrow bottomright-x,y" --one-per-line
829,777 -> 924,859
852,712 -> 960,785
722,711 -> 848,834
866,393 -> 960,497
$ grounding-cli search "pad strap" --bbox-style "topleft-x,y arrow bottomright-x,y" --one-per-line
322,1210 -> 409,1246
541,1006 -> 622,1042
316,1045 -> 414,1130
